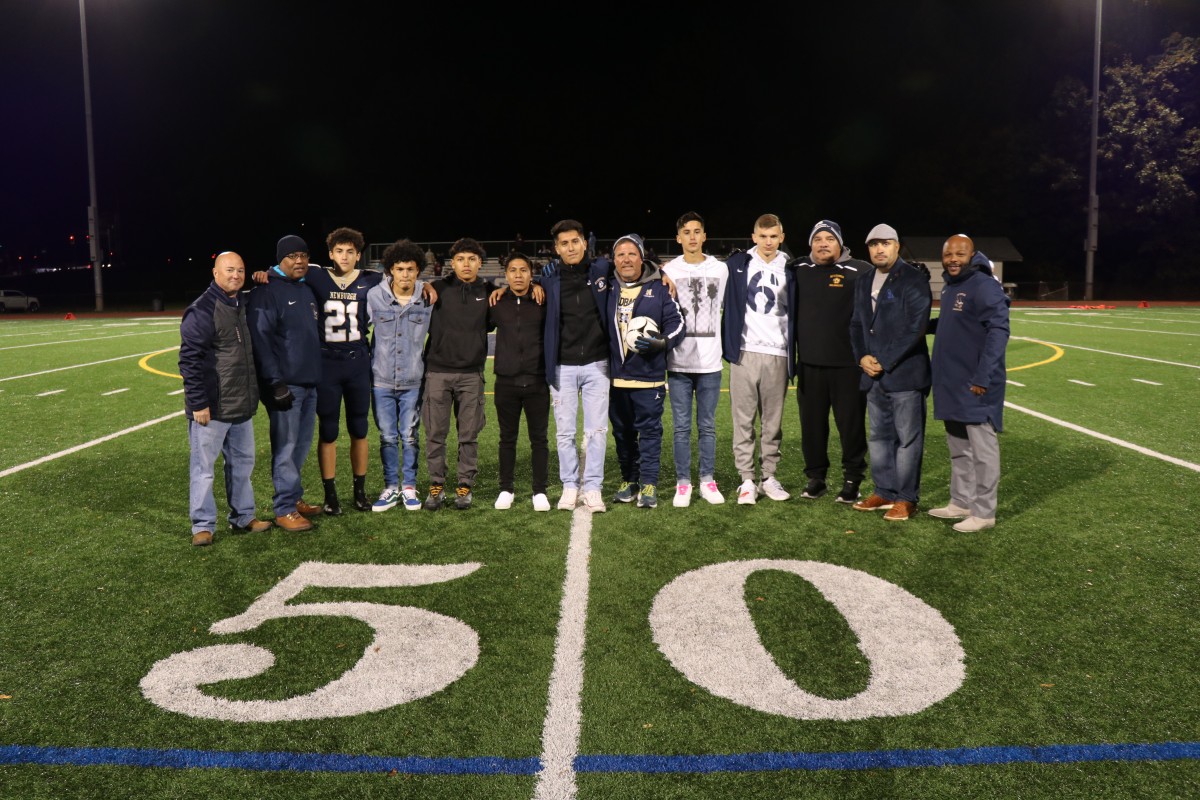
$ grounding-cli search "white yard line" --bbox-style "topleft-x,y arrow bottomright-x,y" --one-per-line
533,507 -> 594,800
1068,380 -> 1095,387
1132,379 -> 1163,386
0,349 -> 173,382
168,388 -> 185,395
0,325 -> 104,339
0,330 -> 177,351
1006,402 -> 1200,473
1006,380 -> 1025,387
36,389 -> 66,397
1009,337 -> 1200,370
101,388 -> 130,396
0,411 -> 183,479
1016,319 -> 1200,336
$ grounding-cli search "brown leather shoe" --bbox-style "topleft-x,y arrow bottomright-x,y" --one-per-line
884,500 -> 917,521
852,493 -> 894,512
191,530 -> 213,547
274,512 -> 314,532
231,518 -> 273,534
296,500 -> 324,518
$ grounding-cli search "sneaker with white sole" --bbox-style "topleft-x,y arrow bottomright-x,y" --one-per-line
737,479 -> 758,505
558,487 -> 578,510
402,486 -> 421,511
613,481 -> 637,503
834,480 -> 861,504
928,503 -> 971,519
673,483 -> 692,507
760,476 -> 790,501
583,489 -> 606,513
532,493 -> 551,512
423,484 -> 445,511
953,516 -> 996,532
454,484 -> 473,510
638,484 -> 658,509
800,478 -> 827,499
372,486 -> 400,512
494,490 -> 515,510
698,480 -> 725,504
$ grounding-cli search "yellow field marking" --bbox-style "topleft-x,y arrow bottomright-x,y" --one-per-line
1008,338 -> 1064,372
140,347 -> 182,380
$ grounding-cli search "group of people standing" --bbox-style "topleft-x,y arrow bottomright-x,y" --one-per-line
178,214 -> 1009,547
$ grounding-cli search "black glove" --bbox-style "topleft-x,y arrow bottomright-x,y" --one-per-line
914,261 -> 932,281
271,382 -> 294,410
634,334 -> 667,355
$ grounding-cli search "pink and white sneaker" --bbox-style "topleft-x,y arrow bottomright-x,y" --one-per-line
673,483 -> 693,508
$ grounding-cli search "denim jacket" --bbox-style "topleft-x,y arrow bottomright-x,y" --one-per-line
367,279 -> 432,390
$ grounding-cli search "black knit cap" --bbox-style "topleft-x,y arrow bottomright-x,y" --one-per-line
276,235 -> 308,262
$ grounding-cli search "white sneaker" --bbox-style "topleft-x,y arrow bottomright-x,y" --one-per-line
699,480 -> 725,504
953,516 -> 996,532
760,476 -> 791,501
583,489 -> 606,513
737,479 -> 757,505
532,493 -> 551,512
558,487 -> 578,510
494,491 -> 515,510
928,503 -> 971,519
673,483 -> 692,507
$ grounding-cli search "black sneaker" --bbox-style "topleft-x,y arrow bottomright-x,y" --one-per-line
322,497 -> 344,516
353,490 -> 371,512
835,481 -> 861,504
800,479 -> 827,499
454,484 -> 473,510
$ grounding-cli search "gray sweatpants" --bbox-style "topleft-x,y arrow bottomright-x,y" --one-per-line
729,351 -> 789,482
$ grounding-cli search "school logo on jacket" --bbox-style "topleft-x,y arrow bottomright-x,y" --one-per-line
828,274 -> 845,289
644,288 -> 654,298
594,277 -> 607,292
953,292 -> 967,312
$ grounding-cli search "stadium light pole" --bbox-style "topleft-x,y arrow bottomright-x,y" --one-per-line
1084,0 -> 1101,301
79,0 -> 104,311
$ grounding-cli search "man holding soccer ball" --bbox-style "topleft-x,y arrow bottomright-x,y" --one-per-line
606,234 -> 685,508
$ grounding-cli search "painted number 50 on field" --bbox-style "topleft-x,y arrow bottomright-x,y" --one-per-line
141,559 -> 965,722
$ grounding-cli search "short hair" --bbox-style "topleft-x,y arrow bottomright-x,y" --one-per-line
504,251 -> 533,270
551,219 -> 586,241
754,213 -> 783,232
450,237 -> 486,259
326,227 -> 365,251
676,211 -> 705,232
380,239 -> 425,270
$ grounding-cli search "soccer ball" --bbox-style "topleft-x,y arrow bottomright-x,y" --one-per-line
624,316 -> 659,353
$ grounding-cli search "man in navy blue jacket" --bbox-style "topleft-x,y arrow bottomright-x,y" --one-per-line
928,234 -> 1010,532
248,235 -> 324,532
849,224 -> 932,521
179,252 -> 272,546
605,234 -> 685,508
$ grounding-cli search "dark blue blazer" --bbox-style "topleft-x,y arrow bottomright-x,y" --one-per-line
849,258 -> 932,393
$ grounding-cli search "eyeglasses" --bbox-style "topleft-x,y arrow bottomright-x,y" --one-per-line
283,252 -> 309,261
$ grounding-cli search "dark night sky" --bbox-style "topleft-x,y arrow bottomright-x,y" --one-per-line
1,1 -> 1196,282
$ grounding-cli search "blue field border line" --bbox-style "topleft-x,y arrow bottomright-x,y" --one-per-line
2,741 -> 1197,776
0,744 -> 539,776
576,741 -> 1200,774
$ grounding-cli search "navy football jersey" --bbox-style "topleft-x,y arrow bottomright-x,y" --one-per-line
306,267 -> 382,354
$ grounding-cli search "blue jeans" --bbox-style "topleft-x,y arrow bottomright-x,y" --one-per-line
188,417 -> 257,533
373,386 -> 422,487
667,370 -> 722,483
865,384 -> 926,503
551,361 -> 609,492
266,384 -> 317,516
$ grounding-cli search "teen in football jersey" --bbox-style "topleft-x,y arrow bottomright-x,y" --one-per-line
306,227 -> 382,514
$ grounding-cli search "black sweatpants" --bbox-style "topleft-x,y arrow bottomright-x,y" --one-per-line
795,363 -> 867,483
